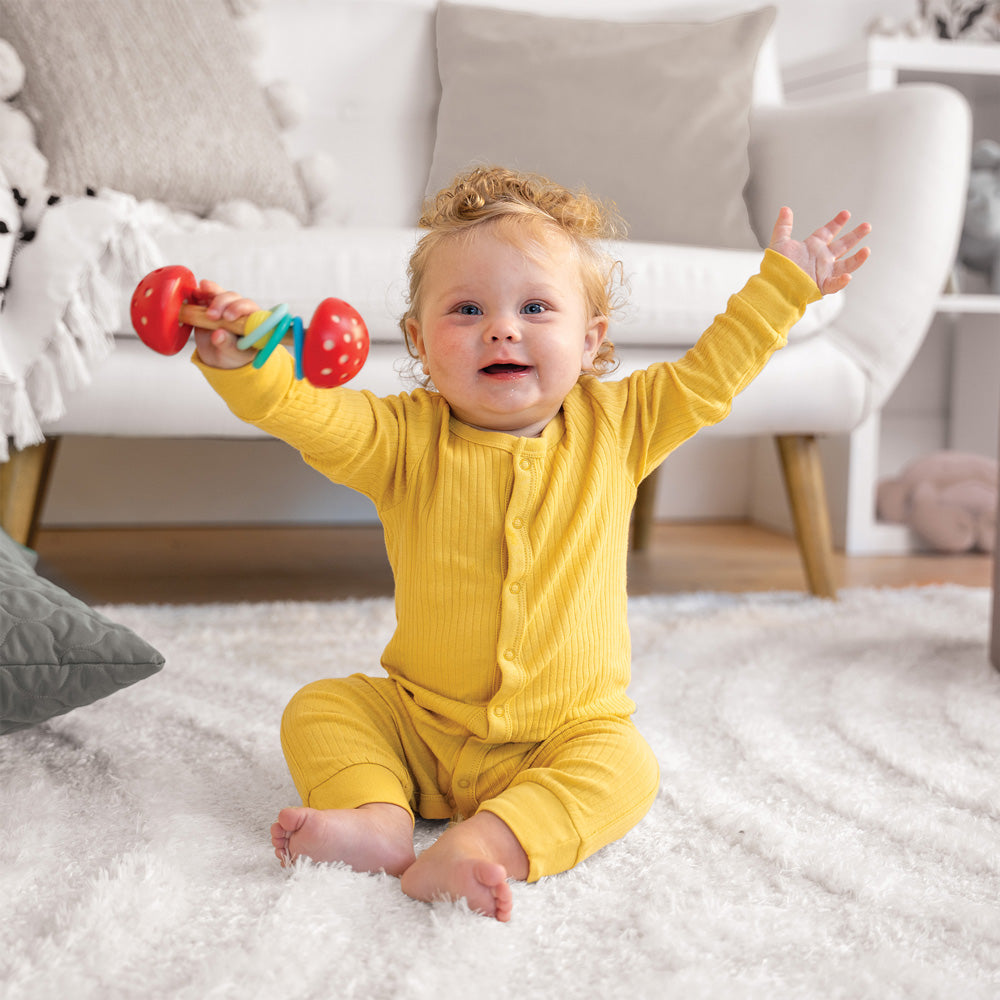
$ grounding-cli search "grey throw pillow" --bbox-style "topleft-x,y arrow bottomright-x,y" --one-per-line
427,3 -> 775,249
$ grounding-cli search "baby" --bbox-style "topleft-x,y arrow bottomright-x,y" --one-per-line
192,167 -> 870,922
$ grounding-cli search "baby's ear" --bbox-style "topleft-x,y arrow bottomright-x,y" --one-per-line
405,316 -> 424,358
582,314 -> 609,368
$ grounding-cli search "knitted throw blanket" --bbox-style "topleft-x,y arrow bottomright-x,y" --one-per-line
0,189 -> 163,461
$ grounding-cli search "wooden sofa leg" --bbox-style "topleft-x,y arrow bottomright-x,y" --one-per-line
0,438 -> 60,548
631,469 -> 658,551
775,434 -> 838,599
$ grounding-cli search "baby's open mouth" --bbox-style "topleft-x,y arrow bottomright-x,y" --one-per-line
481,363 -> 530,375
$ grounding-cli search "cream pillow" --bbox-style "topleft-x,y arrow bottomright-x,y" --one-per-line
2,0 -> 308,219
427,3 -> 776,249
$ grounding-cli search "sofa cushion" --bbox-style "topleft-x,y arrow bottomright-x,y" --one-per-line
131,222 -> 842,349
1,0 -> 308,219
426,3 -> 776,249
611,241 -> 844,346
0,528 -> 164,735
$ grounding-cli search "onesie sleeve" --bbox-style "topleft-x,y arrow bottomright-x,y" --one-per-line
193,346 -> 432,507
606,250 -> 821,480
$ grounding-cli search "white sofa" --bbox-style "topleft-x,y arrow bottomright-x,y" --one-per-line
0,1 -> 972,597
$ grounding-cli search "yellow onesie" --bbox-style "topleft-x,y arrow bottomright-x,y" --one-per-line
196,250 -> 820,881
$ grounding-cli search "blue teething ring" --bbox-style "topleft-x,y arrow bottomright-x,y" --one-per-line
292,315 -> 305,380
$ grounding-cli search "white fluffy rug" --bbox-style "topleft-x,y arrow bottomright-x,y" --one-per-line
2,586 -> 999,999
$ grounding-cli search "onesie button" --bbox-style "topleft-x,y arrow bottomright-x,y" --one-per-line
519,459 -> 531,470
512,517 -> 524,529
509,582 -> 521,594
503,649 -> 515,661
493,705 -> 505,717
457,778 -> 470,789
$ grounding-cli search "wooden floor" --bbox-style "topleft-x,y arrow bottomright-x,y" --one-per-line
33,521 -> 993,606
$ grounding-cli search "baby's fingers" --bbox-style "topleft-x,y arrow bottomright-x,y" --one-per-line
819,245 -> 872,295
207,294 -> 258,323
839,243 -> 871,274
195,279 -> 259,324
830,221 -> 872,261
768,206 -> 794,247
810,209 -> 852,246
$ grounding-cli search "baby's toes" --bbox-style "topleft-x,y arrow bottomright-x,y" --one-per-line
270,821 -> 291,854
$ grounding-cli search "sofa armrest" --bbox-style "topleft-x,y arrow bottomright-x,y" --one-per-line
746,84 -> 971,413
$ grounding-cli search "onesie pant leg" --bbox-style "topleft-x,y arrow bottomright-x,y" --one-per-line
280,675 -> 451,819
478,717 -> 660,882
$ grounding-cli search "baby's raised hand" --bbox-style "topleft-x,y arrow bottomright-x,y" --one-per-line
769,207 -> 871,295
192,280 -> 262,370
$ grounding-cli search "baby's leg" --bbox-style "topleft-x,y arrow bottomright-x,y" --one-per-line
271,802 -> 416,875
276,676 -> 437,875
478,717 -> 660,883
400,811 -> 527,921
400,718 -> 657,919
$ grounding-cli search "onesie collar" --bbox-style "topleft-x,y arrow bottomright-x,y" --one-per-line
448,410 -> 565,454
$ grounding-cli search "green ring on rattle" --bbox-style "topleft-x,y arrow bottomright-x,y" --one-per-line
238,303 -> 289,351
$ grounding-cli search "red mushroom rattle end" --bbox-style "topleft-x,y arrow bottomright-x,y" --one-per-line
130,265 -> 369,389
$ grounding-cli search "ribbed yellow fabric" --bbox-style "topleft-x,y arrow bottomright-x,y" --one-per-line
195,251 -> 819,866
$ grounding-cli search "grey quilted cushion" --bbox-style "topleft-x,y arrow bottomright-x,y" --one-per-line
0,531 -> 163,735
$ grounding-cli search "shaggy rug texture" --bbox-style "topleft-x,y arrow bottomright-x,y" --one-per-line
1,586 -> 998,999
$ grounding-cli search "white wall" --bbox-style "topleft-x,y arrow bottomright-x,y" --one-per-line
310,0 -> 917,63
42,0 -> 919,528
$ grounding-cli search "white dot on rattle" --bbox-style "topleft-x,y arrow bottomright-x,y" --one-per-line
324,339 -> 335,350
321,368 -> 333,376
338,354 -> 350,365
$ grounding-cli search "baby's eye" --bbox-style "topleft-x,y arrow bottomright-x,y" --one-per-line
457,303 -> 482,316
522,302 -> 546,315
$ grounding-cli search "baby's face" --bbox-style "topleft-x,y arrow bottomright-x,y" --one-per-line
406,226 -> 607,437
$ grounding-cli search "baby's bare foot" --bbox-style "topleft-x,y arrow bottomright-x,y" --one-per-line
270,803 -> 415,876
403,849 -> 514,921
399,812 -> 527,922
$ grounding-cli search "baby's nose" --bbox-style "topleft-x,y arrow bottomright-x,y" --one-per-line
486,316 -> 521,341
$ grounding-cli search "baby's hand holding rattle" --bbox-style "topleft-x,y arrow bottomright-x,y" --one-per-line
188,280 -> 260,370
130,266 -> 369,388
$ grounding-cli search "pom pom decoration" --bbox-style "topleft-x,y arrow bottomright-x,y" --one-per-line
130,266 -> 369,388
0,39 -> 26,100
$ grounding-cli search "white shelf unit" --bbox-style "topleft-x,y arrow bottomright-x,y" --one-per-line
938,293 -> 1000,315
781,38 -> 1000,554
786,36 -> 1000,93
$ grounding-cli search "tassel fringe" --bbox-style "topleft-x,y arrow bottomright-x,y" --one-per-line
3,193 -> 165,454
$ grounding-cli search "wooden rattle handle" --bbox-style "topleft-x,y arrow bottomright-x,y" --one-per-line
177,303 -> 269,339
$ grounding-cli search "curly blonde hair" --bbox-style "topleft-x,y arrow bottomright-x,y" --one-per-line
400,166 -> 627,379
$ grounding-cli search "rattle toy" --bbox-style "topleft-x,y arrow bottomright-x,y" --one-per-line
130,265 -> 369,388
